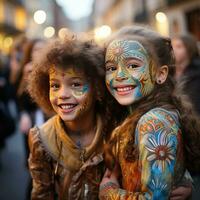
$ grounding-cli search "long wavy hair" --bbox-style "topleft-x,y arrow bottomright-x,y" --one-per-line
104,26 -> 200,173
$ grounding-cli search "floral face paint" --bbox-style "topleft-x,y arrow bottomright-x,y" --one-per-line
49,67 -> 94,122
105,39 -> 156,105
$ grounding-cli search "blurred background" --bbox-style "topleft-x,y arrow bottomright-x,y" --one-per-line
0,0 -> 200,51
0,0 -> 199,200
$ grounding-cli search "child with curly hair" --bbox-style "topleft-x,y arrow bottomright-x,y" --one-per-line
99,26 -> 200,199
27,36 -> 123,200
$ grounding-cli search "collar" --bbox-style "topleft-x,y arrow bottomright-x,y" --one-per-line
38,114 -> 103,171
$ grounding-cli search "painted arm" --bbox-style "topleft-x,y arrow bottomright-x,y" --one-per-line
99,109 -> 183,200
28,128 -> 54,200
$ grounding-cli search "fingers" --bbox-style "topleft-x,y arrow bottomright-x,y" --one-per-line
170,186 -> 192,200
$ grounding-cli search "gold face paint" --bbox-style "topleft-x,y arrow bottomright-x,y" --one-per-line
105,40 -> 156,105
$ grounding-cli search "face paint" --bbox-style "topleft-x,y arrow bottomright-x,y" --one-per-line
49,67 -> 94,122
105,40 -> 156,106
72,84 -> 89,97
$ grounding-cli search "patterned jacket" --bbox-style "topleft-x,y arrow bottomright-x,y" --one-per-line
28,114 -> 104,200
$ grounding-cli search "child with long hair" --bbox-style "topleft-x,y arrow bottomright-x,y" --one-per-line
99,26 -> 200,199
27,36 -> 123,200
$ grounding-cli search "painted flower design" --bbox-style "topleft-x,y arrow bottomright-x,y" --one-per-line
145,130 -> 176,172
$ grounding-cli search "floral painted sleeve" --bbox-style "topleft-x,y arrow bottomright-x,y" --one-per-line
99,108 -> 184,200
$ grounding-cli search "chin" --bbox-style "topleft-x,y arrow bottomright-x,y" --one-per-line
115,96 -> 142,106
60,114 -> 76,122
116,98 -> 134,106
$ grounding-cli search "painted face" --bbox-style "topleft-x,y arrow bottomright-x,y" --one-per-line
49,67 -> 94,122
105,39 -> 156,105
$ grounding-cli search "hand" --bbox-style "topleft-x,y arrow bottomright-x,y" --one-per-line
100,168 -> 120,189
170,185 -> 192,200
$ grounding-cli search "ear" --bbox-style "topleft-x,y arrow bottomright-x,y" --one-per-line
156,65 -> 168,84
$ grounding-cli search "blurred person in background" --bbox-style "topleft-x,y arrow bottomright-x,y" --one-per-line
9,34 -> 28,101
17,38 -> 46,163
0,35 -> 27,147
172,34 -> 200,200
0,51 -> 16,154
17,38 -> 47,199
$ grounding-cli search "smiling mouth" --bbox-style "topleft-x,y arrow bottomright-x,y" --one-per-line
114,85 -> 136,95
59,103 -> 78,113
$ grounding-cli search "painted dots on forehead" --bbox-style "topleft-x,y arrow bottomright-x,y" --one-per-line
106,40 -> 149,62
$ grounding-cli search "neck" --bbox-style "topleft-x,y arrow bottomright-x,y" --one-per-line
128,105 -> 133,114
64,109 -> 96,136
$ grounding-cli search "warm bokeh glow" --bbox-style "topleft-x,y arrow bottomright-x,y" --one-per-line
44,26 -> 55,38
155,12 -> 169,36
0,1 -> 4,22
94,25 -> 112,43
58,28 -> 69,39
15,7 -> 26,30
156,12 -> 167,23
34,10 -> 46,24
4,37 -> 13,48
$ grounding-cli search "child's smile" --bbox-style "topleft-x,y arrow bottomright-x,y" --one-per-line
58,103 -> 78,113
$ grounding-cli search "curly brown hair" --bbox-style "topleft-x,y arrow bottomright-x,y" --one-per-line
104,26 -> 200,173
28,36 -> 125,136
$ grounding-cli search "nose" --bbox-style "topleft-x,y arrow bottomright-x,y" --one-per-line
115,67 -> 128,82
58,86 -> 71,99
115,76 -> 128,82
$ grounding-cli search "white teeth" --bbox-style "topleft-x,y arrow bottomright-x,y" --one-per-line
117,87 -> 133,92
61,105 -> 75,109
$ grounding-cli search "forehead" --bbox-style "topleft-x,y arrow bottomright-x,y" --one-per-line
49,66 -> 85,78
106,39 -> 149,61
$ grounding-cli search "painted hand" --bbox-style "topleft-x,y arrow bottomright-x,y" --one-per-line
100,168 -> 120,190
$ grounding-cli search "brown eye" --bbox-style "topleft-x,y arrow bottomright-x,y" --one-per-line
127,64 -> 139,69
50,83 -> 59,90
106,65 -> 117,72
71,82 -> 83,88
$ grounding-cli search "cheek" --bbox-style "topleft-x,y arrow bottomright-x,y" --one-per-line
129,68 -> 144,83
72,90 -> 86,97
49,90 -> 53,101
72,85 -> 90,99
49,90 -> 57,104
75,92 -> 93,115
105,74 -> 114,88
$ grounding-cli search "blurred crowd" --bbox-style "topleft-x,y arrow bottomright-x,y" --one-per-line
0,31 -> 200,199
0,35 -> 47,199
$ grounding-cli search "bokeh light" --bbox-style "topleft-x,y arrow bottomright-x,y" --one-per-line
94,25 -> 112,42
33,10 -> 46,24
58,28 -> 69,39
155,12 -> 167,23
44,26 -> 55,38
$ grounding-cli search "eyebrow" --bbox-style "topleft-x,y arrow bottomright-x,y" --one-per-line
105,57 -> 143,65
105,59 -> 116,65
49,77 -> 83,81
126,57 -> 143,62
